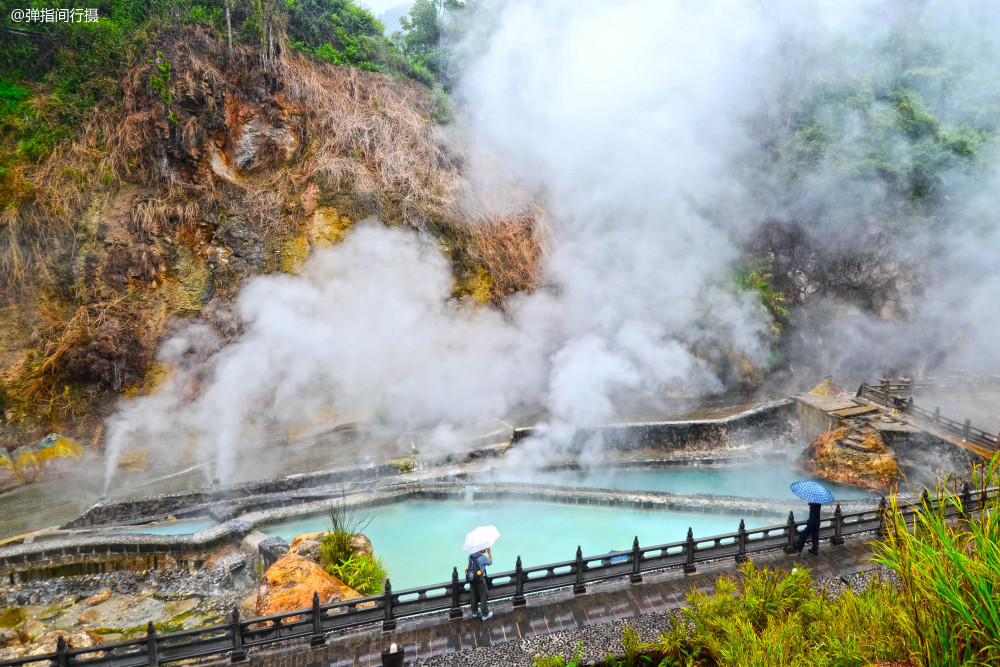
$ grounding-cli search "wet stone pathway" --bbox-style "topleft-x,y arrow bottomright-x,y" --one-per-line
200,537 -> 877,667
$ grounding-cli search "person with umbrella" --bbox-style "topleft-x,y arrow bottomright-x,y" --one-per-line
463,525 -> 498,620
790,480 -> 834,556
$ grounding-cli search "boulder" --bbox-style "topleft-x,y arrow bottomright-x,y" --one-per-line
349,533 -> 373,558
28,630 -> 103,656
86,589 -> 111,606
255,553 -> 363,622
258,537 -> 290,569
795,426 -> 899,492
288,532 -> 324,564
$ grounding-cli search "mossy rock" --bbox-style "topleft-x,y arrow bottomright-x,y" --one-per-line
0,607 -> 25,629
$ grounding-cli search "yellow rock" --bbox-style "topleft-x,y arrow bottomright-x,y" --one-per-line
808,379 -> 847,397
116,450 -> 149,472
308,207 -> 354,248
85,589 -> 111,606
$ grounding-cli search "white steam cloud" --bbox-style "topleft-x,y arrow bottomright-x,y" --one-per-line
104,0 -> 1000,487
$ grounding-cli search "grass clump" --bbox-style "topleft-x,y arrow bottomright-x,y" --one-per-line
319,498 -> 387,595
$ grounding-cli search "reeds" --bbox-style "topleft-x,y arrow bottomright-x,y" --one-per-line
871,458 -> 1000,666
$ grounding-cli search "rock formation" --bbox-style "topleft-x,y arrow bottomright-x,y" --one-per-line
795,425 -> 899,492
252,553 -> 364,621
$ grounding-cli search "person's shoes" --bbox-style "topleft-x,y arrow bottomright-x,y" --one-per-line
795,549 -> 803,556
471,612 -> 479,618
481,612 -> 493,621
808,550 -> 819,556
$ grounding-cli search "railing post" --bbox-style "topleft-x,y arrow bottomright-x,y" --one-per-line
630,536 -> 642,583
877,496 -> 888,537
449,567 -> 463,619
513,557 -> 526,606
961,482 -> 972,517
56,635 -> 68,667
382,579 -> 396,631
933,407 -> 940,426
735,520 -> 748,563
310,591 -> 324,648
683,528 -> 696,573
784,512 -> 798,554
146,621 -> 160,667
230,607 -> 246,663
573,546 -> 586,594
831,504 -> 844,545
963,419 -> 971,441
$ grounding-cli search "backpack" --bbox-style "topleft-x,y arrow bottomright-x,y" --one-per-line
465,553 -> 482,584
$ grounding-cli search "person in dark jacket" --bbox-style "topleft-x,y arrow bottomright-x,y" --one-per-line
469,547 -> 492,620
796,502 -> 822,555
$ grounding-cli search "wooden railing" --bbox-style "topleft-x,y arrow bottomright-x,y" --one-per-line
859,375 -> 1000,396
3,485 -> 996,667
857,381 -> 999,452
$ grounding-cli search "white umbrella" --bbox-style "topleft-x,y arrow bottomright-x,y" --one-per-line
462,525 -> 500,553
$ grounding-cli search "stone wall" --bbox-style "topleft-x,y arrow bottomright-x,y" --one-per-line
511,400 -> 797,451
0,520 -> 253,584
880,428 -> 980,485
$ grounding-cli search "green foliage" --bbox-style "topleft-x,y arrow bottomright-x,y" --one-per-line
147,50 -> 177,123
319,498 -> 373,567
735,261 -> 788,339
870,458 -> 1000,666
534,564 -> 908,667
326,552 -> 387,595
319,498 -> 385,595
534,641 -> 584,667
394,0 -> 464,87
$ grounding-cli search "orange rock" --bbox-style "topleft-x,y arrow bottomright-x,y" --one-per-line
254,553 -> 363,622
796,425 -> 899,492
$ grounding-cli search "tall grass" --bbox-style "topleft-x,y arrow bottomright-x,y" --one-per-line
870,458 -> 1000,666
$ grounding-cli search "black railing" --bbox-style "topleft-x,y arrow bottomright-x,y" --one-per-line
3,485 -> 996,667
857,381 -> 999,452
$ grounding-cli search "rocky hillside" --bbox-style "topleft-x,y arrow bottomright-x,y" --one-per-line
0,20 -> 545,450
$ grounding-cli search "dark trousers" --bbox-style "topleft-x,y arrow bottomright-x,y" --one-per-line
797,521 -> 819,554
470,578 -> 489,614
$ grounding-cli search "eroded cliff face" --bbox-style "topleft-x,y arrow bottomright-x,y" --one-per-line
0,25 -> 545,450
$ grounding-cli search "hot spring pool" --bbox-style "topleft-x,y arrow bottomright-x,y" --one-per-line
113,518 -> 218,535
261,500 -> 779,590
486,464 -> 876,501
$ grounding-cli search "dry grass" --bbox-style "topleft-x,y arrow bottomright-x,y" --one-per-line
1,23 -> 551,435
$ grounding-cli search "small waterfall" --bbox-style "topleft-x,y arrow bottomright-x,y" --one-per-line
464,484 -> 476,504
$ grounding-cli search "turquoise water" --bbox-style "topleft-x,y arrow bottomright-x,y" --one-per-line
114,519 -> 217,535
262,500 -> 779,590
489,464 -> 876,501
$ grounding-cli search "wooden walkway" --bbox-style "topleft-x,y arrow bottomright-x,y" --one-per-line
202,538 -> 876,666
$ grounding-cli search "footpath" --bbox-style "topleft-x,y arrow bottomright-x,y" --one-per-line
200,538 -> 877,667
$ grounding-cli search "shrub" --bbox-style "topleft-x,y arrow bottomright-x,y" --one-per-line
319,498 -> 372,568
326,553 -> 387,596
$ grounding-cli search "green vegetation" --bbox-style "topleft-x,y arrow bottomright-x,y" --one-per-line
0,0 -> 452,192
319,499 -> 387,595
534,462 -> 1000,666
326,552 -> 387,596
871,458 -> 1000,665
735,261 -> 788,340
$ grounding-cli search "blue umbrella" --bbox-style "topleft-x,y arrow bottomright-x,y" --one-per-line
790,480 -> 834,504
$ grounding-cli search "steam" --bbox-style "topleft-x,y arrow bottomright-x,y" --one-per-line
104,0 -> 1000,488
